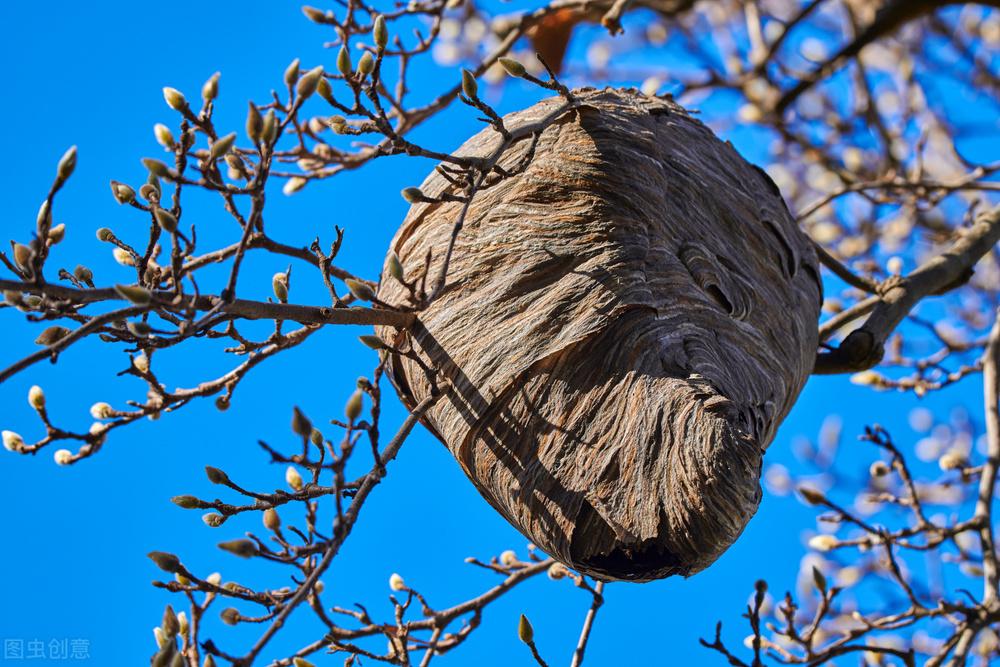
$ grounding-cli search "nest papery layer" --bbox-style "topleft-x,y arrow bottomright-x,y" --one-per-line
377,88 -> 821,581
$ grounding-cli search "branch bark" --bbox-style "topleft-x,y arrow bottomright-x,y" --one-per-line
813,204 -> 1000,374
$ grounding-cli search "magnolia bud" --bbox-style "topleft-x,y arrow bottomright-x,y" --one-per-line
208,133 -> 237,161
262,110 -> 279,144
337,46 -> 352,77
2,430 -> 25,452
500,550 -> 517,566
286,466 -> 304,491
812,566 -> 827,594
96,227 -> 114,242
55,145 -> 77,184
373,15 -> 388,50
282,177 -> 306,196
220,608 -> 240,626
389,572 -> 405,591
297,66 -> 324,99
938,449 -> 966,471
176,611 -> 189,636
90,402 -> 113,419
317,77 -> 336,105
358,335 -> 386,350
154,207 -> 178,233
798,486 -> 826,505
113,247 -> 135,267
73,265 -> 94,284
139,184 -> 160,204
263,508 -> 280,531
461,69 -> 478,98
499,57 -> 526,78
357,52 -> 375,77
111,181 -> 136,204
246,103 -> 263,143
302,6 -> 326,22
291,408 -> 312,437
148,551 -> 182,573
345,390 -> 364,422
401,186 -> 424,203
272,272 -> 289,302
115,284 -> 152,305
134,352 -> 150,373
128,321 -> 152,338
28,385 -> 45,410
35,326 -> 70,346
808,534 -> 838,552
205,466 -> 229,484
284,58 -> 301,87
202,513 -> 226,528
518,614 -> 534,643
202,72 -> 220,102
142,158 -> 172,179
218,539 -> 258,558
547,562 -> 568,580
345,278 -> 376,302
171,495 -> 203,509
387,252 -> 404,281
869,461 -> 890,477
154,124 -> 175,149
163,87 -> 187,111
13,244 -> 33,272
47,223 -> 66,245
292,658 -> 316,667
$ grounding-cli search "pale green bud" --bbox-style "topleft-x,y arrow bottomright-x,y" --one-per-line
114,284 -> 152,305
357,52 -> 375,77
297,66 -> 324,99
96,227 -> 114,242
142,158 -> 172,178
154,207 -> 178,233
246,103 -> 263,143
337,46 -> 352,77
461,69 -> 478,98
111,181 -> 136,204
47,223 -> 65,245
345,389 -> 364,421
387,252 -> 404,281
56,145 -> 77,184
205,465 -> 229,484
518,614 -> 534,643
262,110 -> 278,144
202,72 -> 220,102
154,124 -> 175,149
163,87 -> 187,111
208,132 -> 237,161
272,272 -> 289,302
373,15 -> 388,50
148,551 -> 182,573
171,495 -> 204,509
499,57 -> 526,78
218,539 -> 258,558
284,58 -> 301,87
344,278 -> 376,302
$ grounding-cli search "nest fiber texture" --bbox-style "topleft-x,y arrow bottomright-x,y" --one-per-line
377,88 -> 821,582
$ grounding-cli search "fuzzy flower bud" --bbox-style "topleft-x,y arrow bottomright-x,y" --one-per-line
2,430 -> 25,452
28,385 -> 45,410
163,87 -> 188,111
389,572 -> 406,591
90,402 -> 113,419
286,466 -> 304,491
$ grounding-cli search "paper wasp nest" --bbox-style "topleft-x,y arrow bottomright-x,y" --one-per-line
376,88 -> 821,582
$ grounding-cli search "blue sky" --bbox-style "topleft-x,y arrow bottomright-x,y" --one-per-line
0,2 -> 992,665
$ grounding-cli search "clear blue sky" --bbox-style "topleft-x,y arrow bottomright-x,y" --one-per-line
0,2 -> 990,665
